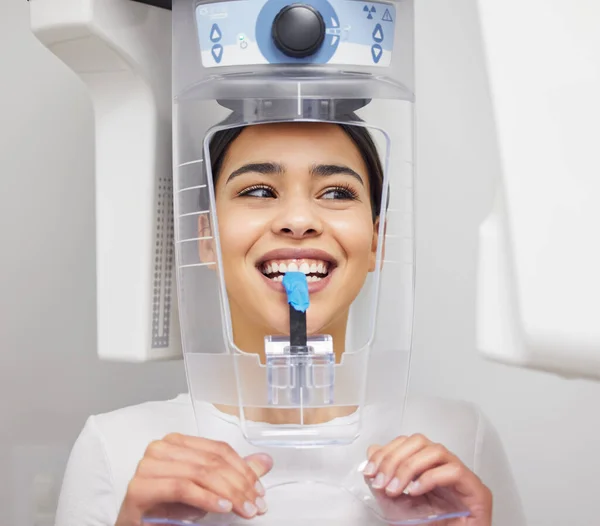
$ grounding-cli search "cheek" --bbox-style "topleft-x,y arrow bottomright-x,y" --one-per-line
329,214 -> 375,264
215,207 -> 266,259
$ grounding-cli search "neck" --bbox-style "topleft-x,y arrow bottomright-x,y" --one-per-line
213,404 -> 359,425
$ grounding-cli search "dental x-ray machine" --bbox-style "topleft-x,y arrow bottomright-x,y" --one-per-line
26,0 -> 600,382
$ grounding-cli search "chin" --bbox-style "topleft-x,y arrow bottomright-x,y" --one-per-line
260,316 -> 293,338
258,313 -> 333,340
307,316 -> 338,338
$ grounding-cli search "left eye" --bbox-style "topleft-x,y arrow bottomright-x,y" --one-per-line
321,187 -> 358,200
238,185 -> 276,198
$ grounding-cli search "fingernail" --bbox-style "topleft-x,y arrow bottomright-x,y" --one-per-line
404,480 -> 420,495
385,478 -> 402,495
218,499 -> 233,512
255,480 -> 265,496
363,462 -> 376,476
243,501 -> 258,517
256,497 -> 268,513
372,473 -> 386,489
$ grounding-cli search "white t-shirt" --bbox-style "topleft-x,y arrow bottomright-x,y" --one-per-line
55,394 -> 527,526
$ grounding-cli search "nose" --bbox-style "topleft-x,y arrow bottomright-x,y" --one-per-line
271,197 -> 323,239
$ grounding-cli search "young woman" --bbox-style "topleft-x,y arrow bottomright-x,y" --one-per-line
55,122 -> 526,526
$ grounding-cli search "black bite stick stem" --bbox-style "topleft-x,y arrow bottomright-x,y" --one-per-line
289,304 -> 307,350
289,304 -> 309,406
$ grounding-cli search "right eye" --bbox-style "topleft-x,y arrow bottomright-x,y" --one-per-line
238,185 -> 277,198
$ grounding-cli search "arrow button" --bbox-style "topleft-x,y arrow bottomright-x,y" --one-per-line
371,44 -> 382,63
211,44 -> 223,63
372,23 -> 384,43
210,23 -> 222,43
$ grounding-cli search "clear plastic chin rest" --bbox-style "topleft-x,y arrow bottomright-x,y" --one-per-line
265,335 -> 335,407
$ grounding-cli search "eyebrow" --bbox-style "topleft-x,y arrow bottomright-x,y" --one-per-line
310,164 -> 364,185
226,162 -> 364,186
226,162 -> 283,182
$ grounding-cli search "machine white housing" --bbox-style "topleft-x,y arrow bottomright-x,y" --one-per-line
476,0 -> 600,379
29,0 -> 181,361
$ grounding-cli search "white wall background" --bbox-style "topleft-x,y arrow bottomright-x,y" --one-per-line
1,1 -> 599,525
0,3 -> 186,525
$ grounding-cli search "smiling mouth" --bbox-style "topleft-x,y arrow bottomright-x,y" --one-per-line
259,259 -> 333,282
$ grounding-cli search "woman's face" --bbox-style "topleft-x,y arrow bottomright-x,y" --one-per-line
206,122 -> 378,342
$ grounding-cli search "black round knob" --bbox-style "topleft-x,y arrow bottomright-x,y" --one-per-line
272,4 -> 326,58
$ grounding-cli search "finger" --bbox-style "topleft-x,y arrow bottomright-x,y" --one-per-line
218,454 -> 273,506
210,454 -> 272,516
162,434 -> 259,487
245,453 -> 274,477
363,438 -> 408,477
368,434 -> 431,488
143,440 -> 260,506
205,453 -> 272,503
366,444 -> 383,459
136,459 -> 267,518
137,454 -> 267,517
383,444 -> 451,496
406,462 -> 488,500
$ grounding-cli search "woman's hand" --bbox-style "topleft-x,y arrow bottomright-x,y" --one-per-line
115,433 -> 273,526
363,434 -> 492,526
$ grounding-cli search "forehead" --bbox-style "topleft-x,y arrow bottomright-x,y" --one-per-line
220,123 -> 368,173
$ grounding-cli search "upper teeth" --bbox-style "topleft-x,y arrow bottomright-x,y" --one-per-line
261,259 -> 330,277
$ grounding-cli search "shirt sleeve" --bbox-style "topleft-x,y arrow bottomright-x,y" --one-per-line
473,408 -> 528,526
55,416 -> 119,526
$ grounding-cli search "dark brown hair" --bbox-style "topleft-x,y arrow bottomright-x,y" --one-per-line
208,123 -> 384,221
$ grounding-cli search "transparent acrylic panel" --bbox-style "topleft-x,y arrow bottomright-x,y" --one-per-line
166,0 -> 466,521
167,91 -> 468,523
143,489 -> 467,526
175,100 -> 411,425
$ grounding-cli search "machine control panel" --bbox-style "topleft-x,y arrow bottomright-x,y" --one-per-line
196,0 -> 396,68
